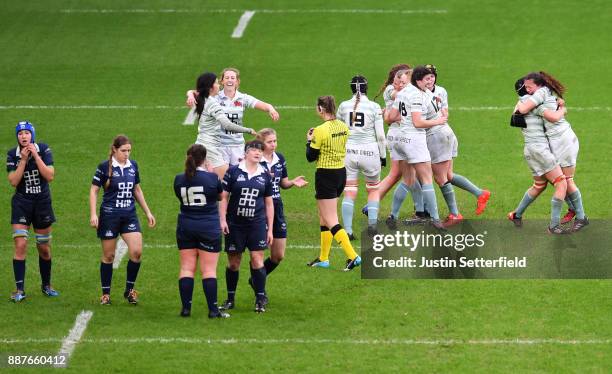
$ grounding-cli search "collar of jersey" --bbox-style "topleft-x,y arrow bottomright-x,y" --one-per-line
261,152 -> 280,168
196,166 -> 207,171
217,89 -> 241,101
238,161 -> 265,179
16,143 -> 40,156
352,94 -> 370,102
111,157 -> 132,169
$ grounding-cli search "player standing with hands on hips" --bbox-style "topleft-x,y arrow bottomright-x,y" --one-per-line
7,121 -> 58,302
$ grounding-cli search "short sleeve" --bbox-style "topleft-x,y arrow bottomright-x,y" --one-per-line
264,174 -> 273,197
216,178 -> 223,194
528,87 -> 547,106
222,169 -> 233,192
279,154 -> 288,179
410,92 -> 425,113
92,162 -> 108,187
242,93 -> 259,108
310,127 -> 323,150
6,150 -> 17,173
41,144 -> 54,166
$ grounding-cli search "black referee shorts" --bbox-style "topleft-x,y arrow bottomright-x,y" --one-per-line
315,167 -> 346,200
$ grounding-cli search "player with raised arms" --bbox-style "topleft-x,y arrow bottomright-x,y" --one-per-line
174,144 -> 229,318
90,135 -> 156,305
7,121 -> 58,302
219,140 -> 274,313
336,75 -> 386,238
192,72 -> 257,179
187,67 -> 279,166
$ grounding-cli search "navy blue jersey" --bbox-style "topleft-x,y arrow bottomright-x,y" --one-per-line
6,143 -> 53,200
92,159 -> 140,214
223,163 -> 273,226
260,152 -> 288,202
174,170 -> 222,232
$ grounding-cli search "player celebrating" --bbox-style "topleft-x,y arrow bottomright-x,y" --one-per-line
219,140 -> 274,313
90,135 -> 156,305
253,129 -> 308,295
7,121 -> 58,302
187,67 -> 279,166
514,71 -> 588,231
193,72 -> 256,179
174,144 -> 229,318
306,96 -> 361,271
336,75 -> 386,238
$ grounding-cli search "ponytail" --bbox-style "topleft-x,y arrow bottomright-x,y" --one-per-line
194,72 -> 218,119
185,144 -> 207,180
375,64 -> 411,100
351,91 -> 361,125
525,71 -> 566,98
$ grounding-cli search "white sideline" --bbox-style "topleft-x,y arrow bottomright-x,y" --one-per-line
231,11 -> 256,38
54,310 -> 93,367
59,9 -> 448,15
183,106 -> 197,125
1,104 -> 609,111
4,243 -> 320,250
3,336 -> 610,346
113,238 -> 128,269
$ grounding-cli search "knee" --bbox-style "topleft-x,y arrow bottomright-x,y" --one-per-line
227,256 -> 241,271
102,253 -> 115,263
130,251 -> 142,262
271,252 -> 284,263
433,175 -> 446,186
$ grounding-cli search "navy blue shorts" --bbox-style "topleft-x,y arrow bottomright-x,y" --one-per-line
272,200 -> 287,239
97,212 -> 141,240
225,223 -> 268,253
11,194 -> 55,229
176,226 -> 222,253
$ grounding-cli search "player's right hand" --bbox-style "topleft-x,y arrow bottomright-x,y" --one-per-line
90,214 -> 99,228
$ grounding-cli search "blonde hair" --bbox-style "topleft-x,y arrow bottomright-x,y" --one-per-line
256,128 -> 277,151
220,67 -> 240,81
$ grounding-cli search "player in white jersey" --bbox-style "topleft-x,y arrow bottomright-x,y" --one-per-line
193,72 -> 256,179
515,71 -> 588,231
384,66 -> 448,230
187,68 -> 280,165
336,75 -> 386,238
509,77 -> 571,234
424,64 -> 491,224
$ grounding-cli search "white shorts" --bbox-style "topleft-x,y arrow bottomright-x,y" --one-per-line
345,143 -> 381,183
548,128 -> 579,168
392,132 -> 431,164
426,126 -> 458,164
523,142 -> 558,177
220,144 -> 244,166
196,143 -> 226,169
386,126 -> 403,161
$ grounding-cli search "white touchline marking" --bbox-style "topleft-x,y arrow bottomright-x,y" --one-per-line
3,336 -> 610,346
113,238 -> 128,269
2,104 -> 609,111
231,10 -> 256,38
54,310 -> 94,367
59,9 -> 448,15
183,107 -> 197,125
0,243 -> 321,250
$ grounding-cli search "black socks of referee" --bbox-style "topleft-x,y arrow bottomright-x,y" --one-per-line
13,259 -> 25,292
225,267 -> 239,302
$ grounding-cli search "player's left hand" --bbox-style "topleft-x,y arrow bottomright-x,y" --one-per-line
147,213 -> 156,228
268,107 -> 280,121
292,176 -> 308,188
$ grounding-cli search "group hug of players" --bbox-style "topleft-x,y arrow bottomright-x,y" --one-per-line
6,64 -> 587,317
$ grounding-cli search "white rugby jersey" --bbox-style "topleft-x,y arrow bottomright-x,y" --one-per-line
383,85 -> 400,128
215,90 -> 259,146
529,87 -> 571,138
393,85 -> 431,134
196,99 -> 251,147
430,85 -> 448,111
519,95 -> 547,144
425,86 -> 449,135
336,94 -> 386,156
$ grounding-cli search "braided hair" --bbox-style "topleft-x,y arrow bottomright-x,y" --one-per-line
350,75 -> 368,125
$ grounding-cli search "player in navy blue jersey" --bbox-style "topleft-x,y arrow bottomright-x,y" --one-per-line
7,121 -> 58,302
173,144 -> 229,318
251,129 -> 307,292
89,135 -> 156,305
219,140 -> 274,313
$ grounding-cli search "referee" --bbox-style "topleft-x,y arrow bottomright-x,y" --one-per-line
306,96 -> 361,271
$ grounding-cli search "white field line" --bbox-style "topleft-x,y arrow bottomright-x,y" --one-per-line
2,336 -> 610,346
3,243 -> 320,250
60,9 -> 448,15
1,104 -> 610,111
183,106 -> 197,125
113,238 -> 128,269
231,11 -> 256,38
54,310 -> 93,368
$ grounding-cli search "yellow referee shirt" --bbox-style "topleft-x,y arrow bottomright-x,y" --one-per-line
310,119 -> 348,169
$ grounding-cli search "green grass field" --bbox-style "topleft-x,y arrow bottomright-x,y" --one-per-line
1,0 -> 611,372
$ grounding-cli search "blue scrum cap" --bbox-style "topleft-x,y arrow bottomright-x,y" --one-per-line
16,121 -> 35,143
